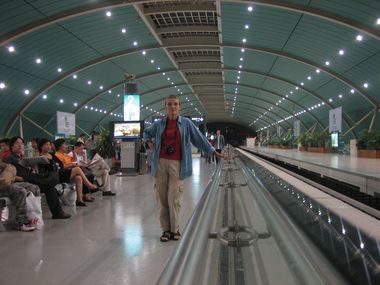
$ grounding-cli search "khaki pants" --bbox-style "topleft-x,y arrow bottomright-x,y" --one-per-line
155,159 -> 183,233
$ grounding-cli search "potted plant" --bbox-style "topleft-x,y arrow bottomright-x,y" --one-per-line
298,133 -> 308,151
308,131 -> 330,153
95,127 -> 115,165
357,130 -> 380,158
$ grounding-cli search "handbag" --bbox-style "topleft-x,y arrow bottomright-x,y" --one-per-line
26,192 -> 44,229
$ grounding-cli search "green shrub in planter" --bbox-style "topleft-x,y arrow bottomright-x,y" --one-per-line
358,130 -> 380,150
96,127 -> 115,158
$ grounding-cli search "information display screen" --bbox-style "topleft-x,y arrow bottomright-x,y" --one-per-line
111,121 -> 143,139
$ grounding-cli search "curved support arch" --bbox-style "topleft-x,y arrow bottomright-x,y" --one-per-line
221,68 -> 357,137
223,83 -> 321,128
224,93 -> 307,129
223,102 -> 293,128
224,45 -> 377,108
6,43 -> 368,136
1,0 -> 379,47
94,96 -> 272,131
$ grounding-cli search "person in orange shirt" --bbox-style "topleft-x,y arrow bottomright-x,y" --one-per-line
53,139 -> 98,203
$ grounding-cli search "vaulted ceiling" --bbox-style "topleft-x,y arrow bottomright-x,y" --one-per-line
0,0 -> 379,139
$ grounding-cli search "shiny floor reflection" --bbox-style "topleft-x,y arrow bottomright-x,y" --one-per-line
0,155 -> 216,285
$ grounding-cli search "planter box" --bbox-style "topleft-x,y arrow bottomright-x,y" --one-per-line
280,145 -> 291,149
307,147 -> 331,153
358,149 -> 380,159
299,146 -> 308,151
269,145 -> 281,149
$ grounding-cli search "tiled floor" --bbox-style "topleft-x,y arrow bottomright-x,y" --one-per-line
0,156 -> 216,285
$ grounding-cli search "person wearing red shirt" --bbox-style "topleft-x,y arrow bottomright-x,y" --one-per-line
0,138 -> 11,162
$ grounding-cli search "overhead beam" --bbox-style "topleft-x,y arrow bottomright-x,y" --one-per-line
143,3 -> 216,14
1,0 -> 379,48
156,26 -> 218,34
6,43 -> 371,136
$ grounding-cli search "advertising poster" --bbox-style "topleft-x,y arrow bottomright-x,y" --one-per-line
124,94 -> 140,121
329,107 -> 342,133
57,111 -> 75,136
294,120 -> 301,137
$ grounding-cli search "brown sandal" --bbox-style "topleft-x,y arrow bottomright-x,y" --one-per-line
160,231 -> 171,242
171,231 -> 181,241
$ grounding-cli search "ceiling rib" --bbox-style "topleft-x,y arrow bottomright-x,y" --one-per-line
1,0 -> 380,48
5,41 -> 372,135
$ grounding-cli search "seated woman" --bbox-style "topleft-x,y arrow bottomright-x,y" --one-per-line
70,142 -> 116,196
38,138 -> 90,207
53,139 -> 98,203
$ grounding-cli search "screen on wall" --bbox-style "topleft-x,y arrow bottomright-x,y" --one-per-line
112,121 -> 143,139
331,132 -> 339,147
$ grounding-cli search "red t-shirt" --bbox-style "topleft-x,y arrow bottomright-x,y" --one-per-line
160,119 -> 182,160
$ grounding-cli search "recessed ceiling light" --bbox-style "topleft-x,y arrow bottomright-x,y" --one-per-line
290,91 -> 293,94
325,61 -> 330,66
248,6 -> 253,12
356,34 -> 363,41
338,94 -> 343,98
242,38 -> 246,43
300,82 -> 304,86
150,59 -> 154,63
121,28 -> 126,33
57,67 -> 62,72
73,74 -> 77,79
363,82 -> 369,88
8,46 -> 15,53
238,70 -> 241,74
117,94 -> 120,97
350,89 -> 355,94
157,66 -> 161,70
377,18 -> 380,25
339,49 -> 345,55
241,48 -> 245,53
295,86 -> 299,90
59,99 -> 64,103
99,109 -> 102,113
167,77 -> 170,81
87,80 -> 92,85
74,102 -> 78,107
329,98 -> 333,102
90,107 -> 93,110
171,82 -> 174,85
0,82 -> 6,89
99,86 -> 103,90
245,24 -> 249,29
240,57 -> 243,61
35,58 -> 42,64
239,65 -> 242,68
236,81 -> 239,84
106,11 -> 112,17
108,90 -> 112,93
95,108 -> 98,111
133,41 -> 138,46
316,69 -> 320,73
24,89 -> 30,95
162,72 -> 166,75
42,94 -> 47,99
237,76 -> 240,79
104,110 -> 107,113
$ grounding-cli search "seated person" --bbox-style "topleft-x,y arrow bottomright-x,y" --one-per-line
6,136 -> 71,219
70,142 -> 115,196
0,138 -> 11,162
0,161 -> 40,231
53,139 -> 98,202
38,138 -> 90,207
30,138 -> 40,158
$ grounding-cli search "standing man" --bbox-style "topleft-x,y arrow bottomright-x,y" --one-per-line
214,129 -> 225,163
143,95 -> 224,242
